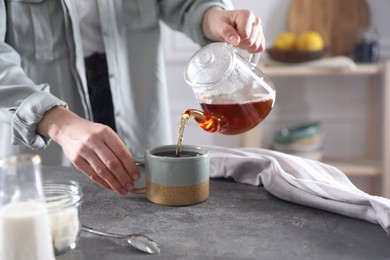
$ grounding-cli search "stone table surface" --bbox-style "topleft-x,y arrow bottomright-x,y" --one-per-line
44,166 -> 390,260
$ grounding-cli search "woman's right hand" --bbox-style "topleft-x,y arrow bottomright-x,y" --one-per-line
37,106 -> 140,195
202,7 -> 265,54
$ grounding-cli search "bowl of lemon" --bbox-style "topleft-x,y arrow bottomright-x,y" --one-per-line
267,31 -> 328,63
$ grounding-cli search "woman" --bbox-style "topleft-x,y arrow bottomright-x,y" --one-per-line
0,0 -> 264,195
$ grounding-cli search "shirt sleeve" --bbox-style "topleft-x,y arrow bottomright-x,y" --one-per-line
0,1 -> 68,149
158,0 -> 234,46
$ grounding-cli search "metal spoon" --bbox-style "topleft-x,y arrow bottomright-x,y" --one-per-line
81,225 -> 160,255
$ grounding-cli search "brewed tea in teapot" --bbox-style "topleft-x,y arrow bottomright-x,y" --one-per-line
177,43 -> 276,155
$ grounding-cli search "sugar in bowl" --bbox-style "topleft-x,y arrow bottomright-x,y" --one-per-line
43,180 -> 83,255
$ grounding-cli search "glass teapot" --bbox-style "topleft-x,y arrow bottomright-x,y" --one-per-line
183,42 -> 276,135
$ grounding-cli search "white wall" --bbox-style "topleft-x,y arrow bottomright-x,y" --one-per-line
162,0 -> 390,160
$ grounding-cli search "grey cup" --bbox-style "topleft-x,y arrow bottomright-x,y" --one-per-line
132,145 -> 210,206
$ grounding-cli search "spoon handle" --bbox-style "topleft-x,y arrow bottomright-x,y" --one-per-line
82,225 -> 124,238
81,225 -> 161,255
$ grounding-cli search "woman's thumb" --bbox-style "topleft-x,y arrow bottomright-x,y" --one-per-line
226,33 -> 240,46
221,24 -> 241,46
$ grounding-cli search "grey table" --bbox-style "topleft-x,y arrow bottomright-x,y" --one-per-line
44,166 -> 390,260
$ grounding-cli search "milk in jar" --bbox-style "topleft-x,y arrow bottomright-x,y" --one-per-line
0,201 -> 55,260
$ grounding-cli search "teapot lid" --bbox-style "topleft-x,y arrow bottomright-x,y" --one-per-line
184,42 -> 236,87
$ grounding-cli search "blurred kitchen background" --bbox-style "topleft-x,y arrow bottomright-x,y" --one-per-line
161,0 -> 390,197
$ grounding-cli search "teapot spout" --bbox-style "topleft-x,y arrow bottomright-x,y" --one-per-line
182,109 -> 223,133
176,109 -> 223,156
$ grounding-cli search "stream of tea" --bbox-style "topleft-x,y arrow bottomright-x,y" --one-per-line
175,108 -> 226,156
175,111 -> 192,156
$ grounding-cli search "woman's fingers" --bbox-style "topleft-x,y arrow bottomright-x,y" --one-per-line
73,156 -> 114,192
81,148 -> 130,195
232,12 -> 264,53
202,7 -> 265,53
103,132 -> 140,182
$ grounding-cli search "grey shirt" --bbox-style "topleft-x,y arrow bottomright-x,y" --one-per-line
0,0 -> 233,163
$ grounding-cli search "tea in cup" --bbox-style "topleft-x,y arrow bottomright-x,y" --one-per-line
132,145 -> 210,206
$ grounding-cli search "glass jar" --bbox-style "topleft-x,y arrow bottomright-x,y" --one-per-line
43,180 -> 83,255
353,27 -> 380,63
0,154 -> 56,260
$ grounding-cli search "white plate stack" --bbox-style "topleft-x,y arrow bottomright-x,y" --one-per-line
272,122 -> 324,161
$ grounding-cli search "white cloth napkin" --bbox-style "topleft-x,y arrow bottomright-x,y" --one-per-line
205,145 -> 390,233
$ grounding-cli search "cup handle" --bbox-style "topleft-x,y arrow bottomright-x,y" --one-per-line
130,157 -> 147,194
134,157 -> 145,167
131,186 -> 146,194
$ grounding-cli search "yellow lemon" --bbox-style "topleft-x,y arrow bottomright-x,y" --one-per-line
296,31 -> 324,51
273,32 -> 298,51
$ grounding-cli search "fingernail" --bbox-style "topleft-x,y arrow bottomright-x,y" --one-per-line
119,187 -> 127,195
126,183 -> 133,191
228,34 -> 240,45
133,172 -> 140,181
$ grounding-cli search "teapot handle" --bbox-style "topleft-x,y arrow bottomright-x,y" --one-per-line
248,53 -> 261,69
230,43 -> 261,69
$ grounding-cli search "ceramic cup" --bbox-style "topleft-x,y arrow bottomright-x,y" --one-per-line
132,145 -> 210,206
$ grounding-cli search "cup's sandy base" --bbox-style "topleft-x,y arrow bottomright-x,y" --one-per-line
146,180 -> 209,206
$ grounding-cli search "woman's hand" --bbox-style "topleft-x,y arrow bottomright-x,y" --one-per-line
37,106 -> 140,195
202,7 -> 265,53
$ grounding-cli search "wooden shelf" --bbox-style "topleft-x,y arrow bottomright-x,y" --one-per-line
323,159 -> 381,177
258,61 -> 382,77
